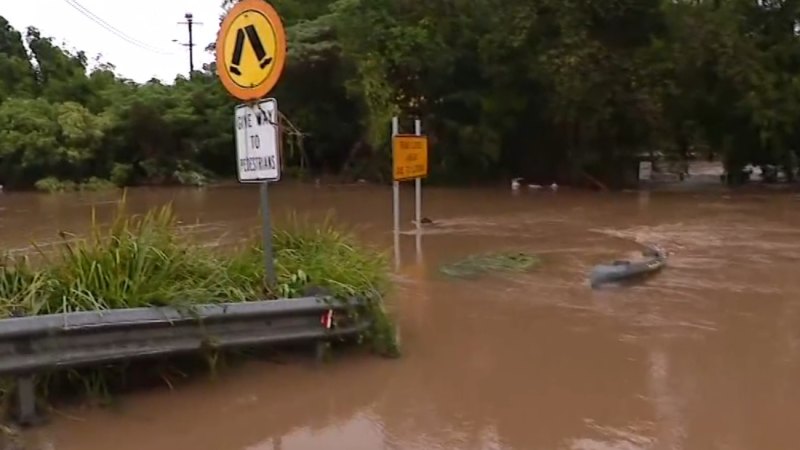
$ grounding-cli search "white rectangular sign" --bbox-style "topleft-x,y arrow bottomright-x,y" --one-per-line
639,161 -> 653,181
234,98 -> 280,183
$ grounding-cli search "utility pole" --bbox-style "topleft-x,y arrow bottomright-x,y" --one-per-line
177,13 -> 202,77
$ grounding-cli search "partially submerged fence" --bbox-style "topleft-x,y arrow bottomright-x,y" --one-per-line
0,296 -> 368,425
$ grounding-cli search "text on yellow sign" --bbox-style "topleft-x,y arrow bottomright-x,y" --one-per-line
392,135 -> 429,181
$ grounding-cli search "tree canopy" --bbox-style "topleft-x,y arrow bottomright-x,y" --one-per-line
2,0 -> 800,190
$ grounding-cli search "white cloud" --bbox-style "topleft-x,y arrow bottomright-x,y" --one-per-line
3,0 -> 224,83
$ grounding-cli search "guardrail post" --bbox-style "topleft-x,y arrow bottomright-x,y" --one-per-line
314,341 -> 329,364
316,309 -> 333,363
16,375 -> 37,426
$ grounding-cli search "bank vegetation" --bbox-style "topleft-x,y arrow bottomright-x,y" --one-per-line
3,0 -> 800,188
0,197 -> 398,418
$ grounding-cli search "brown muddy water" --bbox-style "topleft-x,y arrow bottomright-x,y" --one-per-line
5,183 -> 800,450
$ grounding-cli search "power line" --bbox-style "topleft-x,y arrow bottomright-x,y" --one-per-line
63,0 -> 171,54
63,0 -> 169,54
61,0 -> 173,55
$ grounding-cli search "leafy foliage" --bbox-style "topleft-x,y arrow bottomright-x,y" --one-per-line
4,0 -> 800,187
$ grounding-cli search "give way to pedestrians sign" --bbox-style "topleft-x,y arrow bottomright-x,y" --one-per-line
234,98 -> 280,183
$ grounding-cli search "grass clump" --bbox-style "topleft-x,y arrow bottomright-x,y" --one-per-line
226,213 -> 398,356
0,197 -> 397,417
274,215 -> 397,356
440,251 -> 541,279
2,203 -> 261,316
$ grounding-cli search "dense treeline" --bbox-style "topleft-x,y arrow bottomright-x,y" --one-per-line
0,18 -> 236,191
2,0 -> 800,189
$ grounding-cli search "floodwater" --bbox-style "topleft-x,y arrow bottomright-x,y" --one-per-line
5,183 -> 800,450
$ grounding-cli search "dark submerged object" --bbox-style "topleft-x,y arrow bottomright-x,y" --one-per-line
412,217 -> 435,227
589,245 -> 667,288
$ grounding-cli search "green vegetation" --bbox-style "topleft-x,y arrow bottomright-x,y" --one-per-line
0,198 -> 397,416
3,1 -> 800,188
440,252 -> 541,279
34,176 -> 118,193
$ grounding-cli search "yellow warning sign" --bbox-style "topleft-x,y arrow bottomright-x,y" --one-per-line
216,0 -> 286,101
392,135 -> 428,181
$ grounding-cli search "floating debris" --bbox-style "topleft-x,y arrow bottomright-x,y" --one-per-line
440,252 -> 541,279
589,245 -> 667,288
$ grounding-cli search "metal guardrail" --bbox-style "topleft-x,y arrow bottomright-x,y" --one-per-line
0,296 -> 369,425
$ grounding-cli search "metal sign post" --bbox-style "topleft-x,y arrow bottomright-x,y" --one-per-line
235,99 -> 281,284
414,119 -> 422,233
392,118 -> 401,269
260,183 -> 275,284
414,119 -> 423,265
217,0 -> 287,286
391,117 -> 429,270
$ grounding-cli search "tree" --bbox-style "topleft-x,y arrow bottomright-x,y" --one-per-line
5,0 -> 800,190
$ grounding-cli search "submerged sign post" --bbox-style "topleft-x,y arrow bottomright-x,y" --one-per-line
217,0 -> 287,284
391,118 -> 428,269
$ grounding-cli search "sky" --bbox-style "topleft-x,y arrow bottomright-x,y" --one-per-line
4,0 -> 225,83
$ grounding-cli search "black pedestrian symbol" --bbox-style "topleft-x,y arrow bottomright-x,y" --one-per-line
229,24 -> 273,76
